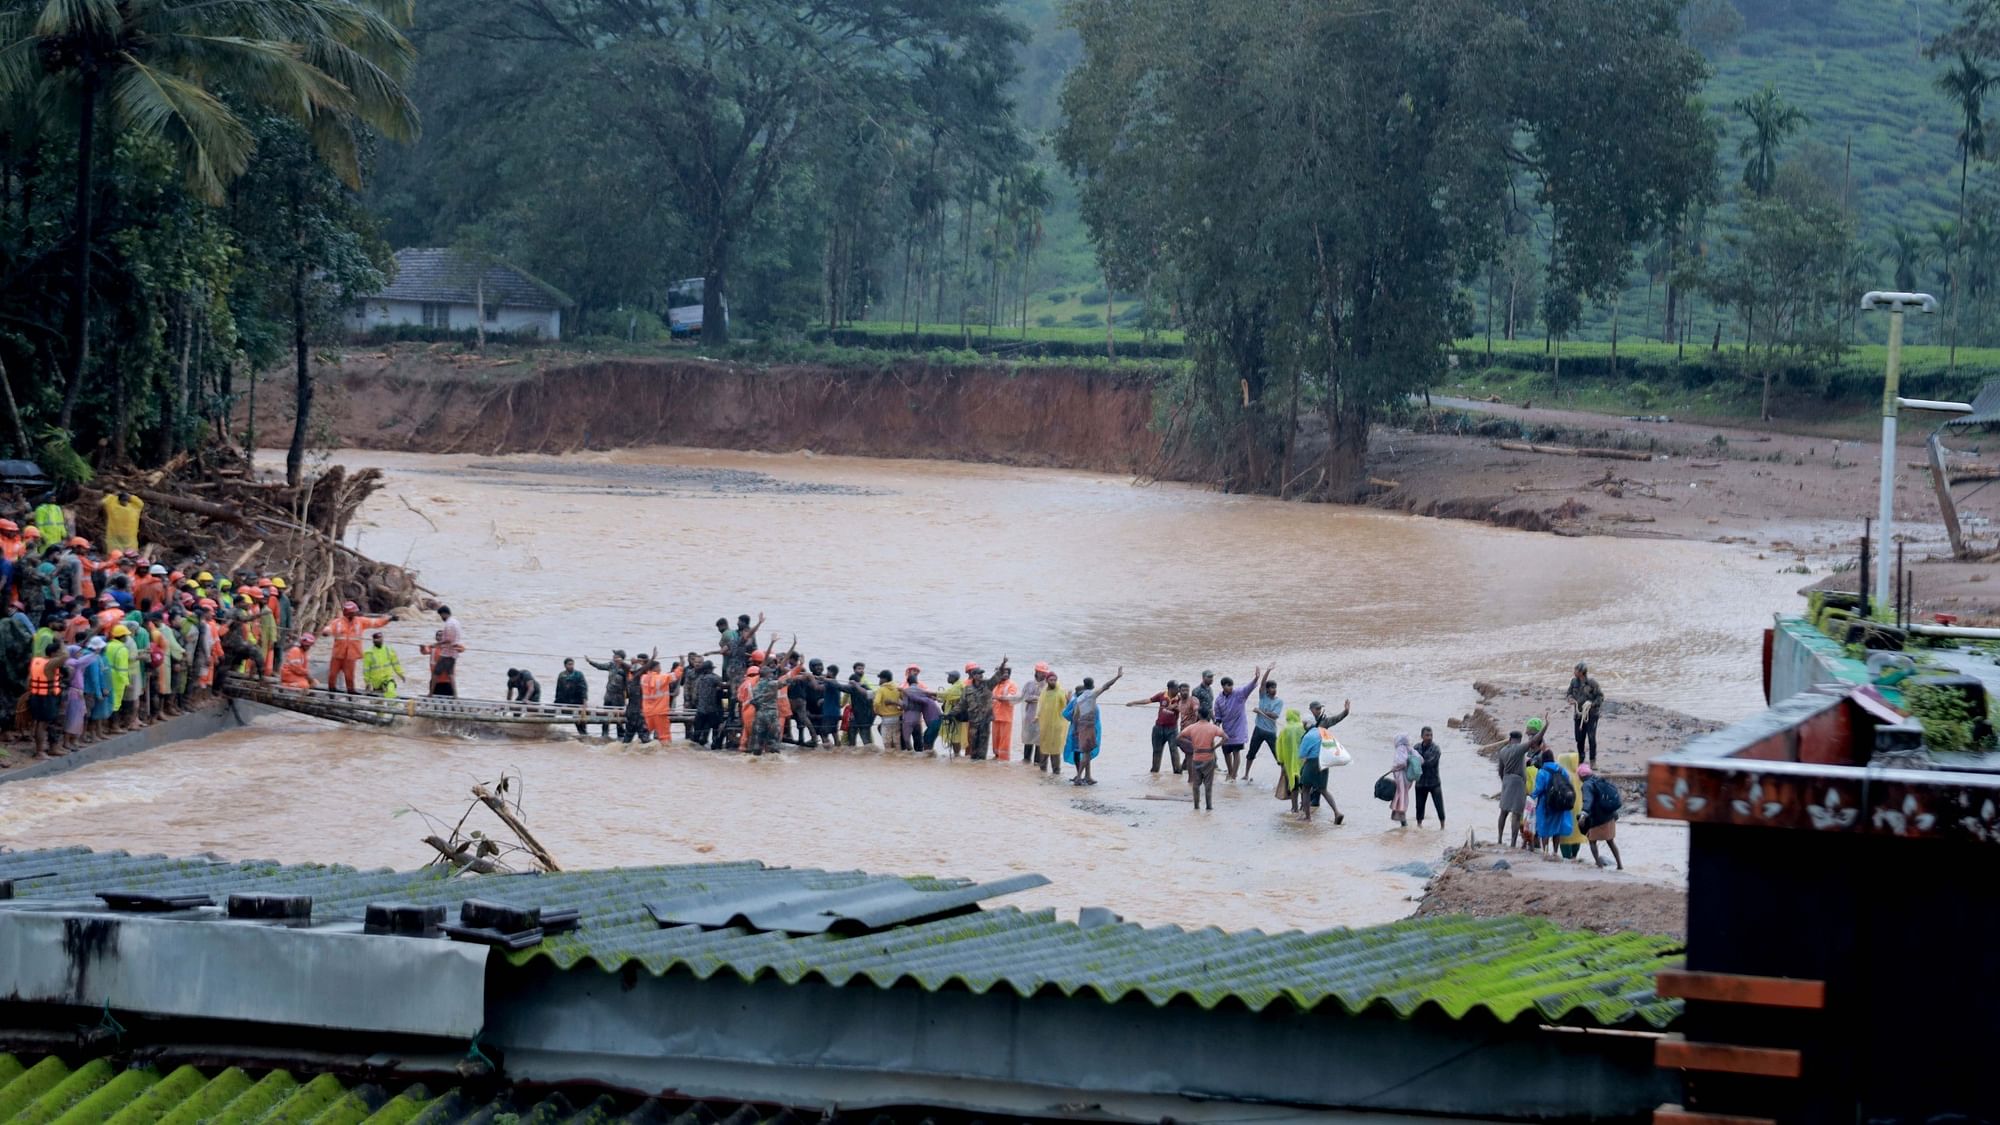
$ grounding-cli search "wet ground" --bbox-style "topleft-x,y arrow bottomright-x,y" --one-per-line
0,447 -> 1808,931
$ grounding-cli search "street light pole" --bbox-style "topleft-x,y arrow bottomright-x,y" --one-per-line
1861,291 -> 1939,614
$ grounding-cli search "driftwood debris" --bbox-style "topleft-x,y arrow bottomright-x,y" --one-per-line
1497,440 -> 1654,463
424,834 -> 502,874
415,773 -> 562,876
473,782 -> 563,872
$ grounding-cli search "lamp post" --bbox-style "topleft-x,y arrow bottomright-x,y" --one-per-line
1860,291 -> 1939,613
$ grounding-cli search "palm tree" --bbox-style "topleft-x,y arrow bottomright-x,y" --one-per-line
1888,225 -> 1926,293
1936,51 -> 1991,365
0,0 -> 419,432
1734,83 -> 1809,199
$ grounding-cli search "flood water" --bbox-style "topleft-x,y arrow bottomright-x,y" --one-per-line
0,448 -> 1805,931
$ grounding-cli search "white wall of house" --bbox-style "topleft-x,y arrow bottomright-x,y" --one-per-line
346,298 -> 561,339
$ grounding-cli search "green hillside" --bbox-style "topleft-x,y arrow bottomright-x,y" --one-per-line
996,0 -> 1974,346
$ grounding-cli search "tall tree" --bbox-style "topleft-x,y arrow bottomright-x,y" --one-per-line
1936,51 -> 1991,363
1734,84 -> 1809,199
469,0 -> 1026,345
0,0 -> 419,434
1059,0 -> 1713,497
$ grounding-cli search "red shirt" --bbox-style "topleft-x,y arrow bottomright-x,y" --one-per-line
1150,692 -> 1178,728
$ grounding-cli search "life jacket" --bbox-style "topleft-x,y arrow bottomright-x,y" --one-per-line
642,672 -> 672,716
31,504 -> 65,548
324,613 -> 387,657
29,656 -> 61,696
280,645 -> 313,688
362,644 -> 403,683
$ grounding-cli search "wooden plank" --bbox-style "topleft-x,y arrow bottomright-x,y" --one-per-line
1656,969 -> 1826,1010
1929,434 -> 1969,559
1653,1105 -> 1777,1125
1655,1035 -> 1802,1079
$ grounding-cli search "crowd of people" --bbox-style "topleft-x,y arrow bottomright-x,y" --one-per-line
0,487 -> 479,763
2,519 -> 1626,856
1485,664 -> 1624,869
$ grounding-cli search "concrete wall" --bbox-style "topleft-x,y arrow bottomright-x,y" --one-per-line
347,298 -> 560,339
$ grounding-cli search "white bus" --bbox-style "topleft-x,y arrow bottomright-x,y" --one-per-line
667,277 -> 728,337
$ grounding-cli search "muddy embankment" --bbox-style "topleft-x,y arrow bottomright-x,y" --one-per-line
262,353 -> 1164,476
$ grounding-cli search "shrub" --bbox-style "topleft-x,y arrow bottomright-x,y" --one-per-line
1071,312 -> 1104,327
1045,292 -> 1068,304
1036,314 -> 1059,327
1077,289 -> 1108,306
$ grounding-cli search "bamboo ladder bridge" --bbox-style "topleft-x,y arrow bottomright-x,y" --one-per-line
223,679 -> 692,731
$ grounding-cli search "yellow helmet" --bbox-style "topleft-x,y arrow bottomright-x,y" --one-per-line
196,572 -> 214,583
111,625 -> 130,638
270,577 -> 288,590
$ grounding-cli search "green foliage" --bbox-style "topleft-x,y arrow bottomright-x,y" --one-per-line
36,432 -> 92,487
1057,0 -> 1713,498
1904,683 -> 1983,752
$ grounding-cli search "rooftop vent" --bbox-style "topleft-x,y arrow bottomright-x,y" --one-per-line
97,891 -> 213,912
364,902 -> 446,937
226,894 -> 312,921
441,898 -> 578,951
0,873 -> 53,901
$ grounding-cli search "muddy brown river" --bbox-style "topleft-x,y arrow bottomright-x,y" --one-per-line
0,449 -> 1805,930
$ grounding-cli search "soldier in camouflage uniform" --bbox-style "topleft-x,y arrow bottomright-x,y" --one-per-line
959,658 -> 1009,760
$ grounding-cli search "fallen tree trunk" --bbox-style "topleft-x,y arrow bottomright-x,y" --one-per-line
473,783 -> 562,872
82,485 -> 248,525
1496,441 -> 1654,462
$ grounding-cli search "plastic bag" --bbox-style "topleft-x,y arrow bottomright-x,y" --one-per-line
1320,738 -> 1352,768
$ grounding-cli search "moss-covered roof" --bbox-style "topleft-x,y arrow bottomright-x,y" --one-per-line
0,847 -> 1683,1030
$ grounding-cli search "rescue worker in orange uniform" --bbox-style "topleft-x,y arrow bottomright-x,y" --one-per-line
991,666 -> 1021,761
280,634 -> 317,690
736,658 -> 765,751
641,660 -> 677,742
322,600 -> 393,693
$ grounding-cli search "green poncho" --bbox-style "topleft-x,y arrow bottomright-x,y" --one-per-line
1276,708 -> 1307,787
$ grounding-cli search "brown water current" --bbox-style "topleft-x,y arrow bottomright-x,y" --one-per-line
0,448 -> 1807,931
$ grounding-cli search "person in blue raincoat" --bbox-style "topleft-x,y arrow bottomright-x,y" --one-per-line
1062,666 -> 1123,786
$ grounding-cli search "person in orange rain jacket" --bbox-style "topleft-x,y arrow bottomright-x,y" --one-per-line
991,666 -> 1021,761
736,663 -> 763,751
641,661 -> 677,742
133,564 -> 167,611
323,601 -> 394,693
280,634 -> 317,690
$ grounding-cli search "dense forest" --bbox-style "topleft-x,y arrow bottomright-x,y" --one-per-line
3,0 -> 2000,493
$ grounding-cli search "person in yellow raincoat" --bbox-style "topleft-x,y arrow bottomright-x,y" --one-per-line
1036,672 -> 1069,777
105,624 -> 134,731
1275,708 -> 1307,811
1556,752 -> 1588,859
362,632 -> 406,699
938,671 -> 965,756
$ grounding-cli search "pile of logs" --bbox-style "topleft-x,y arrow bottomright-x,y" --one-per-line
76,448 -> 424,626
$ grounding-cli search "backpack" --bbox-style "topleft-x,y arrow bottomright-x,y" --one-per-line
1543,768 -> 1575,813
1589,776 -> 1622,818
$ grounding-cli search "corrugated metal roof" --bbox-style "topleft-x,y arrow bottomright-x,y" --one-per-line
0,848 -> 1684,1029
646,871 -> 1051,934
373,248 -> 571,309
1946,380 -> 2000,427
0,1054 -> 817,1124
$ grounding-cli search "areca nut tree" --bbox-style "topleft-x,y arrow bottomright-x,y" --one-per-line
1734,83 -> 1808,200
